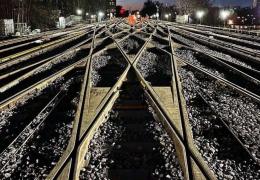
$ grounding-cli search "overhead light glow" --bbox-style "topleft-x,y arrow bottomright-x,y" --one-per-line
228,19 -> 233,25
76,9 -> 83,15
98,11 -> 104,17
220,10 -> 230,20
196,11 -> 205,19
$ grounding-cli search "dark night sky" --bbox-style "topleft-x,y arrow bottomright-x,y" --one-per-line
117,0 -> 252,10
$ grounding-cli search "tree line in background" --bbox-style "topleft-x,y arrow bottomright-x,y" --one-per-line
1,0 -> 258,30
175,0 -> 211,15
25,0 -> 107,29
9,0 -> 213,29
139,0 -> 258,26
136,0 -> 214,24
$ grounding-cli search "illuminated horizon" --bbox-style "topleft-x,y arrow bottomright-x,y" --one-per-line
117,0 -> 252,10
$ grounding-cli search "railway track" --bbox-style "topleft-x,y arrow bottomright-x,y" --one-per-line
0,20 -> 260,179
169,26 -> 260,63
79,72 -> 184,180
173,46 -> 260,97
0,31 -> 93,86
176,63 -> 260,179
0,69 -> 85,179
0,27 -> 92,63
170,23 -> 260,42
0,34 -> 93,86
174,24 -> 260,50
0,24 -> 90,49
170,27 -> 260,78
0,22 -> 98,179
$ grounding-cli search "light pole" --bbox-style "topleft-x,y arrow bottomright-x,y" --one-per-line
196,10 -> 205,24
220,10 -> 230,28
156,5 -> 159,20
98,11 -> 104,22
165,14 -> 169,21
76,9 -> 83,16
156,12 -> 159,20
252,17 -> 256,25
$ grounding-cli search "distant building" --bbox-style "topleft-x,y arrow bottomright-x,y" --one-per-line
253,0 -> 260,8
253,0 -> 260,24
106,0 -> 116,17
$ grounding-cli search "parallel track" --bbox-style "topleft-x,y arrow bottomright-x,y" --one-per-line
0,20 -> 259,179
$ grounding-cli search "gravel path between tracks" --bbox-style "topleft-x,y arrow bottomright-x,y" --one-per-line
135,32 -> 150,39
91,51 -> 127,86
110,27 -> 121,34
137,50 -> 172,86
175,48 -> 260,96
0,77 -> 64,134
114,32 -> 128,40
119,36 -> 142,54
156,29 -> 168,39
79,111 -> 124,180
176,26 -> 260,52
171,32 -> 254,70
203,78 -> 260,162
174,49 -> 225,78
118,23 -> 131,30
137,51 -> 158,78
33,50 -> 78,76
142,26 -> 154,34
0,75 -> 82,179
180,25 -> 260,43
80,108 -> 184,180
151,37 -> 169,49
178,65 -> 260,179
147,105 -> 184,179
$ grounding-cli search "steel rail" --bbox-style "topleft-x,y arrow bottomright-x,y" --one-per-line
0,35 -> 93,85
0,37 -> 93,94
0,90 -> 66,171
0,29 -> 94,71
174,24 -> 260,50
169,26 -> 260,167
171,45 -> 260,96
0,24 -> 93,49
170,27 -> 260,59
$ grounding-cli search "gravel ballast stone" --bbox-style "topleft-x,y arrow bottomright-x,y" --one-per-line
171,32 -> 254,70
137,49 -> 172,86
0,73 -> 84,179
80,79 -> 183,179
80,109 -> 184,180
178,65 -> 260,179
91,49 -> 127,87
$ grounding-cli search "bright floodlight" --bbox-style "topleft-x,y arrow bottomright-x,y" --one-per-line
196,11 -> 205,19
220,10 -> 230,20
156,13 -> 159,18
76,9 -> 82,15
98,11 -> 104,17
98,11 -> 104,22
165,14 -> 169,19
228,19 -> 234,25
